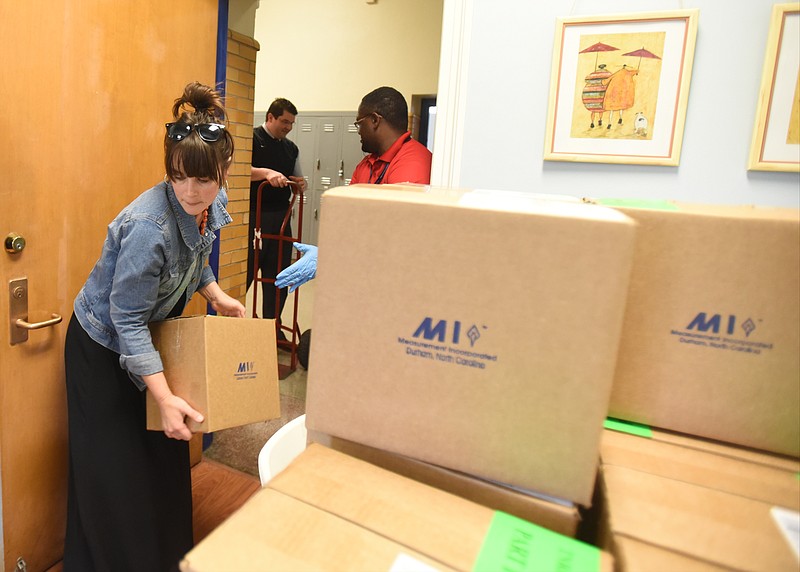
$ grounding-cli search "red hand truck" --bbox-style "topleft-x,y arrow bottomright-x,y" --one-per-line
251,180 -> 305,379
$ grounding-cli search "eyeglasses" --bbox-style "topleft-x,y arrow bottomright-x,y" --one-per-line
354,113 -> 381,132
165,122 -> 226,142
353,116 -> 369,131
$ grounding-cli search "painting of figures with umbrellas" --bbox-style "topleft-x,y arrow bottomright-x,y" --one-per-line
573,34 -> 665,140
545,10 -> 698,166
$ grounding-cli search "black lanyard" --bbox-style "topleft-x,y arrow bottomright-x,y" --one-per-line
369,161 -> 391,185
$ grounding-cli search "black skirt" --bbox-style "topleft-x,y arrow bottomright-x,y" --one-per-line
63,314 -> 192,572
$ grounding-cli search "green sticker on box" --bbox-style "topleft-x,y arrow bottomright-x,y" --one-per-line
604,417 -> 653,438
597,198 -> 679,210
472,512 -> 600,572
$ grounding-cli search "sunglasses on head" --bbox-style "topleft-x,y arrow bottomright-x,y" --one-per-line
165,122 -> 226,142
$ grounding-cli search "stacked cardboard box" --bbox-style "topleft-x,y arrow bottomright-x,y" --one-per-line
182,190 -> 796,568
181,444 -> 614,572
587,200 -> 800,569
596,200 -> 800,457
304,185 -> 637,531
596,425 -> 800,571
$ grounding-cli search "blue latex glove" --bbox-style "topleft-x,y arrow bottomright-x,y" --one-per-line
275,242 -> 318,293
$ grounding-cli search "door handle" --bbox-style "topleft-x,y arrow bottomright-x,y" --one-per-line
16,314 -> 62,330
9,277 -> 63,345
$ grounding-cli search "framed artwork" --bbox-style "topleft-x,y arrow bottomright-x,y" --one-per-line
544,10 -> 699,166
748,3 -> 800,172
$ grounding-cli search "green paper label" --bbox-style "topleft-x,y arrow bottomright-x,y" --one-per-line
597,198 -> 679,210
472,512 -> 601,572
604,417 -> 653,438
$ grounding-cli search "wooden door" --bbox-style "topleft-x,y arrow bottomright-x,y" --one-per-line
0,2 -> 219,570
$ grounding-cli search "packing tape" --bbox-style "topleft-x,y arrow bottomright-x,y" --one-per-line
472,511 -> 601,572
604,417 -> 654,438
596,198 -> 679,210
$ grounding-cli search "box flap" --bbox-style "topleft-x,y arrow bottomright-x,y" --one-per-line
180,487 -> 456,572
268,444 -> 490,570
601,428 -> 800,509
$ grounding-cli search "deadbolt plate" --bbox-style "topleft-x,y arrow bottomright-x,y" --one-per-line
9,277 -> 29,345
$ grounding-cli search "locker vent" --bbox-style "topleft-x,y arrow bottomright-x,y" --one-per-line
323,124 -> 335,132
320,177 -> 332,186
301,124 -> 312,132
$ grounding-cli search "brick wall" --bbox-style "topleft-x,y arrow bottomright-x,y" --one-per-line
220,29 -> 260,304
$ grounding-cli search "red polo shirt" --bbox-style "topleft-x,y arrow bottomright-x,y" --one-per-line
350,132 -> 432,185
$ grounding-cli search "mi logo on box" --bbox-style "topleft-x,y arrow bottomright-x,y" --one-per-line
237,361 -> 256,373
686,312 -> 757,337
234,361 -> 258,380
412,317 -> 483,347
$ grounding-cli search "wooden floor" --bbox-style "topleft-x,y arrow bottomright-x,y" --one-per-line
190,458 -> 262,545
46,458 -> 261,571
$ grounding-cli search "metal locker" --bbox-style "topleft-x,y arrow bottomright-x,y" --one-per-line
287,118 -> 318,245
283,112 -> 368,245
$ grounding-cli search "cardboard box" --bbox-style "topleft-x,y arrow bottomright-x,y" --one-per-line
306,185 -> 636,505
147,315 -> 280,433
309,430 -> 581,537
613,536 -> 730,572
597,201 -> 800,457
599,464 -> 799,571
181,444 -> 613,572
601,428 -> 800,509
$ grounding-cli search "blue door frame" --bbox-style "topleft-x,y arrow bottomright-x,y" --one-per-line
208,0 -> 229,315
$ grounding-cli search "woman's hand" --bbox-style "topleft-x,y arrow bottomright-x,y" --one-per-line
199,282 -> 246,318
210,292 -> 246,318
143,372 -> 203,441
157,393 -> 204,441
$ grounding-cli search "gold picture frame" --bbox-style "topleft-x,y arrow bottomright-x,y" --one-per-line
544,10 -> 699,166
748,3 -> 800,172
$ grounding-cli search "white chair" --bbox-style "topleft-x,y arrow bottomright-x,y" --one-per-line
257,414 -> 308,486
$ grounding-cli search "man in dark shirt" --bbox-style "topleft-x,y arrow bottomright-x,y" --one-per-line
248,98 -> 307,342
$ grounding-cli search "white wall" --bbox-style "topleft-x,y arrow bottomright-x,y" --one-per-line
440,0 -> 799,207
253,0 -> 444,112
229,0 -> 259,38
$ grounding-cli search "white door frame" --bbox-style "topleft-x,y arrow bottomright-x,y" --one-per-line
430,0 -> 473,189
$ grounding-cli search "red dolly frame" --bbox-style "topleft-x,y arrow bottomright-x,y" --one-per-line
251,180 -> 304,379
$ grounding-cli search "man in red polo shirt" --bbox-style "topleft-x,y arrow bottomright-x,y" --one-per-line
350,86 -> 432,185
274,88 -> 432,297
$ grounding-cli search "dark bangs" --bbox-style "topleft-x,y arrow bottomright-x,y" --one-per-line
164,129 -> 234,185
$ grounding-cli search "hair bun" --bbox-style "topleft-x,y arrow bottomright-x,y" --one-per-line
172,82 -> 225,122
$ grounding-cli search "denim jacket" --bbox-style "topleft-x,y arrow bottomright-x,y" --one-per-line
74,181 -> 232,390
